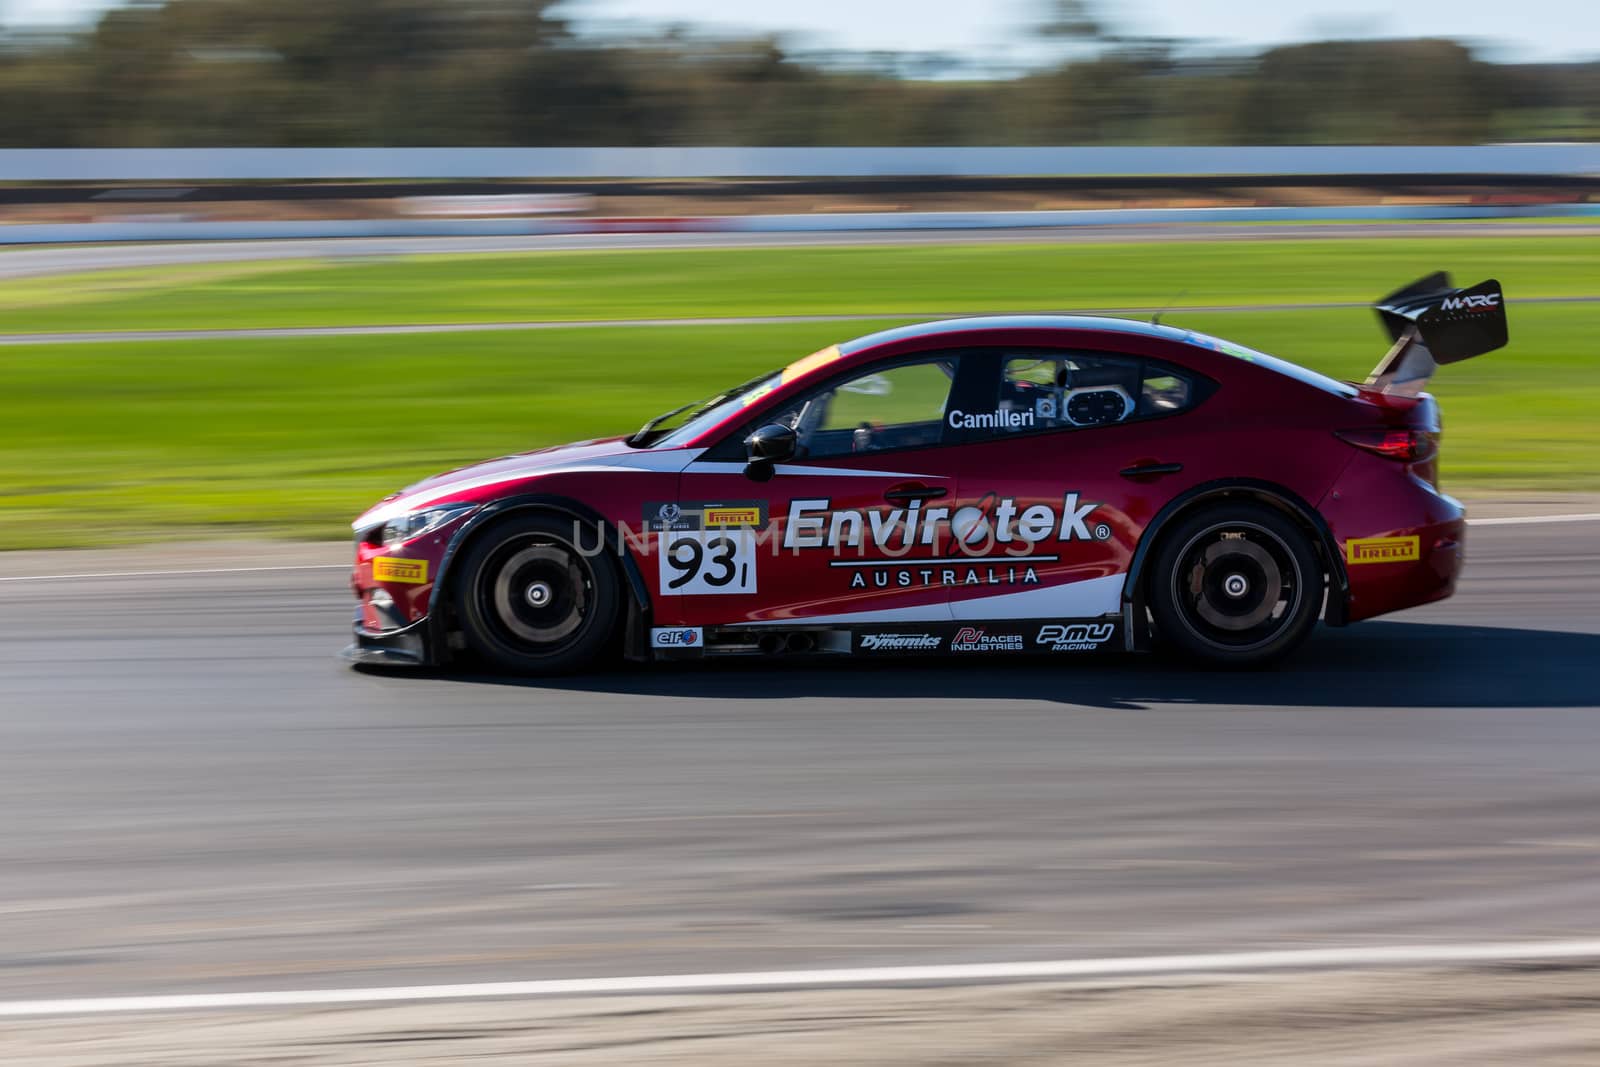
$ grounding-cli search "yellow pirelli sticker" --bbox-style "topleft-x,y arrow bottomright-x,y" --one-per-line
1346,536 -> 1420,565
372,556 -> 429,584
702,506 -> 762,527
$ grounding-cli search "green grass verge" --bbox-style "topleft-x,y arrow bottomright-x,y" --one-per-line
3,236 -> 1600,334
2,301 -> 1595,549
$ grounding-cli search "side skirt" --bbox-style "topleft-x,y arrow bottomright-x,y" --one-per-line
649,617 -> 1126,660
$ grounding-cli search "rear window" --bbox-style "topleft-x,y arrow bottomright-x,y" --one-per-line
1182,331 -> 1358,398
956,351 -> 1206,440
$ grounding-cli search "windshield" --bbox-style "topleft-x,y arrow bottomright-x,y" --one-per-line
628,370 -> 781,449
629,344 -> 847,449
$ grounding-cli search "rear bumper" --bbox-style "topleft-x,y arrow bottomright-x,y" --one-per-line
1340,498 -> 1465,624
342,607 -> 434,667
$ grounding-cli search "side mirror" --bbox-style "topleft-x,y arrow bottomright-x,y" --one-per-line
743,423 -> 797,482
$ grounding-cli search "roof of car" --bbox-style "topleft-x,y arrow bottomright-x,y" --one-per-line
837,315 -> 1197,354
835,313 -> 1358,398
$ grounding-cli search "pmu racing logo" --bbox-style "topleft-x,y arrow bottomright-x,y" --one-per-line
951,627 -> 1024,653
858,633 -> 942,652
651,627 -> 703,648
1036,622 -> 1115,652
1439,293 -> 1500,313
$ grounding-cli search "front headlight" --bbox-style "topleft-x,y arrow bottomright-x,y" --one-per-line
378,502 -> 477,547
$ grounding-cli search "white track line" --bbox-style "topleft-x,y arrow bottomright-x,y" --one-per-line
0,513 -> 1591,583
1468,512 -> 1600,527
0,564 -> 347,583
4,940 -> 1600,1017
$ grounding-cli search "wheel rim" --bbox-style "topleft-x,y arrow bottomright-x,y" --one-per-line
480,537 -> 594,650
1170,521 -> 1303,652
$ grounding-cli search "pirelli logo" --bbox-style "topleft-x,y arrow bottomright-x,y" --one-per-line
372,556 -> 429,584
1346,536 -> 1420,565
703,506 -> 762,527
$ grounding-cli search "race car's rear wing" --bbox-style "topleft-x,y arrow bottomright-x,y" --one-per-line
1365,272 -> 1507,397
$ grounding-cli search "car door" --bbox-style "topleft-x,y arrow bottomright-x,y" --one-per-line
936,347 -> 1209,637
657,351 -> 988,627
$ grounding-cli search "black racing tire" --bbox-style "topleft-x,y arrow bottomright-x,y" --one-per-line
451,513 -> 621,675
1148,502 -> 1322,667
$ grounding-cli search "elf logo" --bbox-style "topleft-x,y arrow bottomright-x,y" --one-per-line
651,627 -> 702,648
1439,293 -> 1499,312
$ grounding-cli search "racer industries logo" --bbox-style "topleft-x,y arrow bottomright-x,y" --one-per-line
951,627 -> 1024,652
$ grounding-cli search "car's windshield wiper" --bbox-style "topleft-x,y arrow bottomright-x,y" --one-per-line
626,403 -> 694,448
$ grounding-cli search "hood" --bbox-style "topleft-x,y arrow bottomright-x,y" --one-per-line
353,435 -> 688,531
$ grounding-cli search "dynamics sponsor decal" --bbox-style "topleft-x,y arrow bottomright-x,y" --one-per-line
951,627 -> 1024,653
1036,622 -> 1116,652
372,556 -> 428,584
651,627 -> 703,648
858,633 -> 943,652
1346,536 -> 1420,565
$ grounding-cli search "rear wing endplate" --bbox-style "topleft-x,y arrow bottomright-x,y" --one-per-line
1366,272 -> 1507,396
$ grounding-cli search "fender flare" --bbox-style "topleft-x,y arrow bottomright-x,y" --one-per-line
1121,479 -> 1350,648
429,494 -> 653,662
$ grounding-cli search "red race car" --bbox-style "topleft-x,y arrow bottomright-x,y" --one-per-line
345,272 -> 1506,672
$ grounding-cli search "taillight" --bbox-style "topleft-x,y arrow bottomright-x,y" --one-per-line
1335,428 -> 1438,463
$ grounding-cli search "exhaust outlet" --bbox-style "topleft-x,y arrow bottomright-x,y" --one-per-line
785,632 -> 816,654
758,634 -> 785,655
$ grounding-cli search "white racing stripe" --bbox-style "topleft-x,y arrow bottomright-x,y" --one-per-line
0,513 -> 1590,583
1467,512 -> 1600,527
4,939 -> 1600,1017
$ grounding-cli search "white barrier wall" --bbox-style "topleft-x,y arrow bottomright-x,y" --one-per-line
2,145 -> 1599,181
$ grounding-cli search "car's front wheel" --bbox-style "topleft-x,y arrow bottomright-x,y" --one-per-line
1148,502 -> 1322,666
452,513 -> 621,674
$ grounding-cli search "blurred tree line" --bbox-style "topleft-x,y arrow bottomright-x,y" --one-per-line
0,0 -> 1595,147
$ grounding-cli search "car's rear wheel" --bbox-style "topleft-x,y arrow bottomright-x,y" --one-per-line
452,513 -> 621,674
1148,502 -> 1322,666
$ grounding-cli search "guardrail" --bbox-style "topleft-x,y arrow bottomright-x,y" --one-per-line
3,145 -> 1599,181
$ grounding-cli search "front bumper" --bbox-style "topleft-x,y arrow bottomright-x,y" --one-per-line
342,607 -> 434,667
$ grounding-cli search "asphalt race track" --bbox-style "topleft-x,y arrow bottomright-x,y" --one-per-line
0,520 -> 1596,1004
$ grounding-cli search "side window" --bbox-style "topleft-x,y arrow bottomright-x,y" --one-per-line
769,356 -> 960,459
961,350 -> 1201,440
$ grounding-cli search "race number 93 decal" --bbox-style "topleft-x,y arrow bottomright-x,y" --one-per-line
659,529 -> 758,595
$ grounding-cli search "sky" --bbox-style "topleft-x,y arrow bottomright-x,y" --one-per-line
4,0 -> 1598,64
